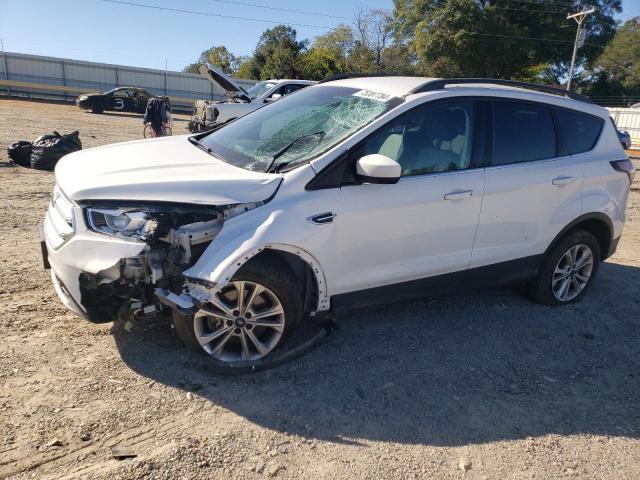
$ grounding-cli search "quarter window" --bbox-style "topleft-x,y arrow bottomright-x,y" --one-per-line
492,101 -> 556,165
557,109 -> 603,155
355,100 -> 476,177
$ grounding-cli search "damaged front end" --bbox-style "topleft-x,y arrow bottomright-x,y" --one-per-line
66,200 -> 264,323
187,100 -> 215,133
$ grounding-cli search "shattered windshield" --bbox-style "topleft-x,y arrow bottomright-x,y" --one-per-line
199,85 -> 402,172
247,81 -> 276,99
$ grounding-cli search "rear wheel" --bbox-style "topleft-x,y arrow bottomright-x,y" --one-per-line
174,259 -> 303,373
530,229 -> 600,305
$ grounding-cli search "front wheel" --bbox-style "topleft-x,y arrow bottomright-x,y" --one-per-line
530,229 -> 601,305
143,124 -> 172,138
91,104 -> 104,114
173,259 -> 303,374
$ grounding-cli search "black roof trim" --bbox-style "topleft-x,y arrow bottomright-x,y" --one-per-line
317,72 -> 400,84
409,78 -> 591,103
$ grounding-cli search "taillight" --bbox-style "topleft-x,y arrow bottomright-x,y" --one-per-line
610,159 -> 636,183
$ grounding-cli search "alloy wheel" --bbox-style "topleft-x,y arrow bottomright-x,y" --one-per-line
551,244 -> 594,302
193,281 -> 285,362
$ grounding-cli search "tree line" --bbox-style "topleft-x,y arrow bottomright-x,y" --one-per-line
184,1 -> 639,106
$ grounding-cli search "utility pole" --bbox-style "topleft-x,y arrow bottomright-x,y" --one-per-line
566,8 -> 595,91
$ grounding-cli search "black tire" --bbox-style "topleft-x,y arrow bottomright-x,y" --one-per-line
173,258 -> 303,374
529,229 -> 601,305
91,103 -> 104,114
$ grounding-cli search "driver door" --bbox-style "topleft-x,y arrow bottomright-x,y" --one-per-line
110,89 -> 132,111
330,99 -> 487,304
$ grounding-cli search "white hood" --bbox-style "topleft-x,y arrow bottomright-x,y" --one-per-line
55,136 -> 281,205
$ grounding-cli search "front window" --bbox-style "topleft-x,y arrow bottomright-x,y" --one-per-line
112,89 -> 133,98
247,81 -> 277,99
199,85 -> 403,172
354,100 -> 476,177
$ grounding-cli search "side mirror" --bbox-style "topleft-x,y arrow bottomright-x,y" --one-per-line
356,154 -> 401,184
266,93 -> 282,103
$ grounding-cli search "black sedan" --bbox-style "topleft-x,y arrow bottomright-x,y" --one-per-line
76,87 -> 154,114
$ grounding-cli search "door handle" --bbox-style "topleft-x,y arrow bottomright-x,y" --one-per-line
552,176 -> 574,186
308,212 -> 336,225
444,190 -> 473,201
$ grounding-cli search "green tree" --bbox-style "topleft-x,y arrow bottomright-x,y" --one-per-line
296,25 -> 352,80
314,25 -> 354,60
297,47 -> 344,80
594,17 -> 640,92
183,45 -> 242,74
253,25 -> 307,79
391,0 -> 622,81
235,58 -> 259,80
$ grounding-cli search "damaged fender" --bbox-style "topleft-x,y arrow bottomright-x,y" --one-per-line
182,207 -> 331,312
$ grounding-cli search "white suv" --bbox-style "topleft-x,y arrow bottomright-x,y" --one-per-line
42,76 -> 634,372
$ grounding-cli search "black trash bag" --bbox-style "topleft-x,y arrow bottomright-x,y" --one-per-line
30,131 -> 82,171
7,141 -> 33,167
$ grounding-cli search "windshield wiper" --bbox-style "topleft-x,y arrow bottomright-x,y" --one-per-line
188,136 -> 221,159
265,131 -> 324,173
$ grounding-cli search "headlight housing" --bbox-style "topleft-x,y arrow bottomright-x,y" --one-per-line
86,208 -> 155,241
78,95 -> 88,101
85,200 -> 268,243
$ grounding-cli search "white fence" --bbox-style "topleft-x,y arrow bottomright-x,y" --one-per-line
0,51 -> 255,111
607,108 -> 640,148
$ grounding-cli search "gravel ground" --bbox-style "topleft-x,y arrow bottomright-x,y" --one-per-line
1,97 -> 639,479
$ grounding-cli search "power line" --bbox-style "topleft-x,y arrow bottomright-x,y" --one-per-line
208,0 -> 352,21
462,31 -> 596,45
504,0 -> 577,6
485,5 -> 571,14
99,0 -> 335,29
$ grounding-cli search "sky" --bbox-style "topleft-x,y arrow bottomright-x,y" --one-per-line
0,0 -> 638,72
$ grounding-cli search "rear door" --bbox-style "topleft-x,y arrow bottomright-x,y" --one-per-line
469,99 -> 583,278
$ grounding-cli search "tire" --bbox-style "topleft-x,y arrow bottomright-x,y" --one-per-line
91,103 -> 104,114
529,229 -> 601,305
143,124 -> 172,138
173,258 -> 303,374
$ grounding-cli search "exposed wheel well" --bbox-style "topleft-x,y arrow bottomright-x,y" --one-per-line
236,249 -> 319,313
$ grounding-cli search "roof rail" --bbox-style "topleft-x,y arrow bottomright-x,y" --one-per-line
317,72 -> 398,84
410,78 -> 592,103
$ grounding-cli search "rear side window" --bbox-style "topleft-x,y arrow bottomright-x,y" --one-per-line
492,101 -> 556,165
557,109 -> 603,155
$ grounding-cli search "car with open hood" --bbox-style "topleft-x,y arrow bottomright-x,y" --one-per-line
76,87 -> 156,114
44,76 -> 632,373
187,63 -> 315,132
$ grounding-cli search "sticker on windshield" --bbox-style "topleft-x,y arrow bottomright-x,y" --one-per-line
353,89 -> 393,102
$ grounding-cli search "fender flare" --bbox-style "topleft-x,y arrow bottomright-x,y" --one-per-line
544,212 -> 614,261
214,243 -> 330,312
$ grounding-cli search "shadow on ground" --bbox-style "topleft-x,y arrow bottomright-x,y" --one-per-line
113,261 -> 640,447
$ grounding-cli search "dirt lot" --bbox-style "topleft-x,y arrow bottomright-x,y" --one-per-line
1,97 -> 639,479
